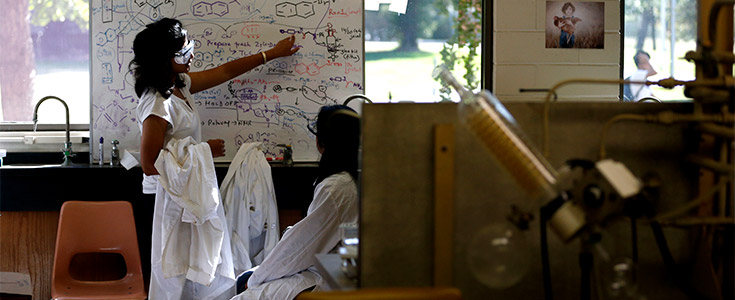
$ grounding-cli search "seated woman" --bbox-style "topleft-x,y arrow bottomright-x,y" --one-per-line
232,104 -> 361,300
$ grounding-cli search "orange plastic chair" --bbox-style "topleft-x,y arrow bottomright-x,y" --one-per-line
51,201 -> 147,300
295,287 -> 462,300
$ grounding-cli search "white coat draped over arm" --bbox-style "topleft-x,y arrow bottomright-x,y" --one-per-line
154,136 -> 235,285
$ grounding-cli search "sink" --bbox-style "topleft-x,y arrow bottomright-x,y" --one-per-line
0,162 -> 93,169
0,152 -> 90,167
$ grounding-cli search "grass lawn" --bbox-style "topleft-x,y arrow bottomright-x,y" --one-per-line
365,50 -> 442,102
364,40 -> 480,103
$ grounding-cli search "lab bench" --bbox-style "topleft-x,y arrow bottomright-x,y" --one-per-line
0,159 -> 319,212
0,159 -> 319,300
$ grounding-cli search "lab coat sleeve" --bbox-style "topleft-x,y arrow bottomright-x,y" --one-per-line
247,174 -> 357,287
137,91 -> 172,128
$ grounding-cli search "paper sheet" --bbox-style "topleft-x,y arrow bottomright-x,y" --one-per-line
0,272 -> 32,295
365,0 -> 408,14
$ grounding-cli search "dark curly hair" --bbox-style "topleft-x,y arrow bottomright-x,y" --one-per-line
314,105 -> 361,185
129,18 -> 187,98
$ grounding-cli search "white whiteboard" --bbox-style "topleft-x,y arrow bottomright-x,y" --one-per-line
91,0 -> 364,162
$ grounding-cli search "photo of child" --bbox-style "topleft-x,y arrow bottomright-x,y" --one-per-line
546,1 -> 604,49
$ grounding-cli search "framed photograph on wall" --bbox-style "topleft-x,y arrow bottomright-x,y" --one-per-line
546,1 -> 605,49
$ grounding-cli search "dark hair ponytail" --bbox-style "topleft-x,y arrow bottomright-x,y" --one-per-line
129,18 -> 187,98
314,105 -> 361,185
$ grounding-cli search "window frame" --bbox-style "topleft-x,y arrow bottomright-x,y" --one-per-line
482,0 -> 492,92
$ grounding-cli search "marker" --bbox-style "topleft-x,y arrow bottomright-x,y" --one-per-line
99,137 -> 104,166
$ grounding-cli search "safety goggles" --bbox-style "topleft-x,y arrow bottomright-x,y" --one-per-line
173,40 -> 194,64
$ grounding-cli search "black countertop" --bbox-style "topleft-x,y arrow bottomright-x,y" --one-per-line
0,159 -> 319,212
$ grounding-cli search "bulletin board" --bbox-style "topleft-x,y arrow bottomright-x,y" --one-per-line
90,0 -> 364,162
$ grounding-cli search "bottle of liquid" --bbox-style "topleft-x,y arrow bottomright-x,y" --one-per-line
276,144 -> 293,166
110,139 -> 120,166
98,137 -> 104,166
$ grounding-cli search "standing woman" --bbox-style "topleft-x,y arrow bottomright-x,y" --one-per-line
232,105 -> 361,300
130,18 -> 299,299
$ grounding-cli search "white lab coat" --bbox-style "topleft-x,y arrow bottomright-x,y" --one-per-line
137,73 -> 201,195
137,73 -> 235,299
149,137 -> 236,300
231,172 -> 358,300
220,142 -> 280,274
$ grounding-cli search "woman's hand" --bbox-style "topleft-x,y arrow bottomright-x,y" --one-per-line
207,139 -> 226,158
266,35 -> 300,60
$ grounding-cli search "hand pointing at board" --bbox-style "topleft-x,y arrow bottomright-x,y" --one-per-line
186,35 -> 301,95
264,35 -> 300,63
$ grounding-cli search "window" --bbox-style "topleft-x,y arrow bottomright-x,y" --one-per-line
364,0 -> 483,103
623,0 -> 697,102
0,0 -> 89,124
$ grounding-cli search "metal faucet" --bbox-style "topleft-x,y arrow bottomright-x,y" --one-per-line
33,96 -> 73,166
342,94 -> 373,106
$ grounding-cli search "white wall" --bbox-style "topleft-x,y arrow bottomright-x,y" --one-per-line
494,0 -> 621,101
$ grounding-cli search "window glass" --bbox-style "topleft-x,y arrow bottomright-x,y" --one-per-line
623,0 -> 697,102
364,0 -> 482,103
0,0 -> 89,124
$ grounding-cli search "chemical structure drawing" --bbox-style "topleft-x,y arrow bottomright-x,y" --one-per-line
234,131 -> 278,148
102,0 -> 113,23
102,63 -> 113,84
117,35 -> 134,72
233,130 -> 312,160
92,98 -> 136,137
94,28 -> 117,47
323,23 -> 343,60
293,54 -> 351,77
96,45 -> 114,63
272,84 -> 336,105
234,88 -> 264,104
193,48 -> 222,68
133,0 -> 176,20
193,1 -> 230,17
226,81 -> 266,105
132,0 -> 175,10
275,1 -> 315,18
119,0 -> 177,35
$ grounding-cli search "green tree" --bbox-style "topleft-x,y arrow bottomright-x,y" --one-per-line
365,1 -> 445,49
674,0 -> 697,41
435,0 -> 482,101
1,0 -> 35,121
29,0 -> 89,30
626,0 -> 659,50
0,0 -> 88,121
396,0 -> 443,51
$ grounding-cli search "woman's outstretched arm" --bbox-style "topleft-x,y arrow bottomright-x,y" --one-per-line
188,35 -> 300,94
